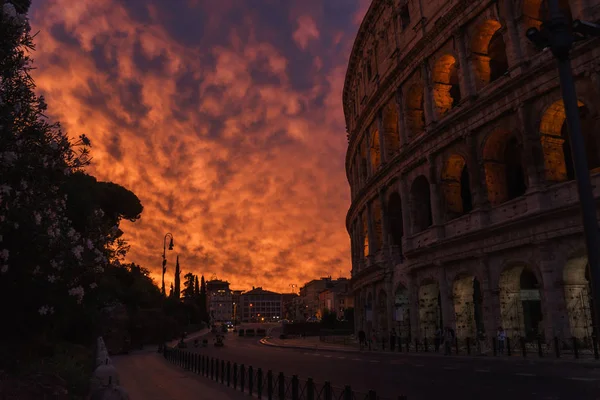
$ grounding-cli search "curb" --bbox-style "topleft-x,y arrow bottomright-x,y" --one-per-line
259,338 -> 600,367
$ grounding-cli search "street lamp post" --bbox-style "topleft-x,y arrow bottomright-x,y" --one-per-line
161,233 -> 174,296
526,0 -> 600,358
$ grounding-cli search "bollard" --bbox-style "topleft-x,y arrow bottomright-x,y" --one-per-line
227,361 -> 231,386
466,337 -> 471,355
257,368 -> 263,399
205,356 -> 210,377
343,385 -> 352,400
221,360 -> 225,384
267,370 -> 273,400
306,378 -> 314,400
521,337 -> 527,358
492,338 -> 497,356
593,336 -> 599,360
211,358 -> 215,380
398,336 -> 402,352
323,382 -> 332,400
215,358 -> 219,382
537,337 -> 543,358
424,337 -> 428,352
248,366 -> 254,395
554,337 -> 561,358
415,339 -> 419,353
240,364 -> 246,393
455,338 -> 459,355
292,375 -> 299,400
406,339 -> 409,353
278,372 -> 285,400
507,337 -> 512,357
573,337 -> 579,359
233,363 -> 238,389
368,390 -> 377,400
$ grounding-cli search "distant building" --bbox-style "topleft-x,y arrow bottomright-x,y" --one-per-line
280,292 -> 299,320
231,289 -> 243,323
299,277 -> 349,320
240,287 -> 282,322
206,279 -> 232,323
318,278 -> 353,319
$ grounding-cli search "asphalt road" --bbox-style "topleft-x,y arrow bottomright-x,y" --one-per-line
186,324 -> 600,400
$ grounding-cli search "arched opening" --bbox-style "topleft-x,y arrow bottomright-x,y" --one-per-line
371,200 -> 383,253
405,84 -> 425,139
540,100 -> 599,182
441,154 -> 472,219
383,103 -> 400,158
378,290 -> 388,333
483,130 -> 528,206
394,284 -> 411,340
432,54 -> 461,117
453,275 -> 485,340
370,128 -> 381,171
387,192 -> 404,250
362,212 -> 369,257
471,20 -> 508,89
564,255 -> 594,341
419,280 -> 441,338
499,264 -> 543,341
410,175 -> 433,233
360,141 -> 368,183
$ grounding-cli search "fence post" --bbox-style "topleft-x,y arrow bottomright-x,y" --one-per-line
278,372 -> 285,400
554,337 -> 560,358
306,378 -> 314,400
216,358 -> 220,382
398,336 -> 402,352
292,375 -> 299,400
466,337 -> 471,355
211,358 -> 215,380
507,337 -> 512,356
415,339 -> 419,353
323,382 -> 332,400
257,368 -> 263,399
519,337 -> 526,358
240,364 -> 246,393
248,366 -> 254,396
267,370 -> 273,400
424,337 -> 428,352
573,337 -> 579,359
537,337 -> 543,357
406,339 -> 409,353
343,385 -> 352,400
227,361 -> 231,386
492,338 -> 497,356
233,363 -> 238,389
368,390 -> 377,400
455,338 -> 459,355
221,360 -> 225,384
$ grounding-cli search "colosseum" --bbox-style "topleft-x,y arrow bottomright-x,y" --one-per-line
344,0 -> 600,351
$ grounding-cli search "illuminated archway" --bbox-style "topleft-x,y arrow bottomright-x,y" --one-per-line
418,280 -> 441,338
540,99 -> 599,182
471,20 -> 508,88
362,212 -> 369,257
432,55 -> 461,117
483,130 -> 527,205
564,255 -> 594,340
370,127 -> 381,171
405,84 -> 425,138
360,140 -> 368,183
452,275 -> 484,340
410,175 -> 433,233
382,103 -> 400,157
441,154 -> 472,218
394,284 -> 410,339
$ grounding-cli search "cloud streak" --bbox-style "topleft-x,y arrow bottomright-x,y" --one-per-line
29,0 -> 364,292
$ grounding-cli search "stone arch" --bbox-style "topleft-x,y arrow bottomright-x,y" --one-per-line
377,289 -> 389,332
432,54 -> 461,117
360,140 -> 368,183
483,129 -> 527,206
370,127 -> 381,172
382,102 -> 400,158
394,283 -> 411,338
387,191 -> 404,248
499,263 -> 544,340
405,84 -> 425,139
539,99 -> 600,182
471,20 -> 508,89
362,211 -> 369,257
441,154 -> 473,218
452,274 -> 484,340
563,253 -> 593,340
371,199 -> 383,253
410,175 -> 433,233
418,279 -> 442,338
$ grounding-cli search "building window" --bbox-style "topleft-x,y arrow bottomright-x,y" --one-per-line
400,4 -> 410,30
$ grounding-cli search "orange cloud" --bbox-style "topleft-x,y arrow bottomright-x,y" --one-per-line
29,0 -> 368,292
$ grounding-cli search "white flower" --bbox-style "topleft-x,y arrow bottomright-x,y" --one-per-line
0,235 -> 3,242
1,264 -> 8,274
63,168 -> 71,176
47,227 -> 56,238
86,239 -> 94,250
68,286 -> 85,304
50,260 -> 58,269
89,282 -> 98,289
38,305 -> 50,315
48,275 -> 56,283
0,185 -> 11,194
2,3 -> 16,19
34,212 -> 41,225
67,228 -> 76,238
20,180 -> 27,190
13,222 -> 18,229
1,249 -> 8,260
33,265 -> 41,274
72,245 -> 84,260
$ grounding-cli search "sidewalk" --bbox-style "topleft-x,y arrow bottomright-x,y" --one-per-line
113,348 -> 247,400
261,336 -> 600,367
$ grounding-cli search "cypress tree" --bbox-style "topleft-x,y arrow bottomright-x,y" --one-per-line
174,256 -> 181,299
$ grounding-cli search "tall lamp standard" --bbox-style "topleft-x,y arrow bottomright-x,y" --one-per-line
161,233 -> 175,296
526,1 -> 600,358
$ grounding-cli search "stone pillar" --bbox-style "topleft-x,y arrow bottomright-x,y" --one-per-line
366,202 -> 375,258
517,104 -> 544,190
499,0 -> 525,73
478,257 -> 502,348
379,189 -> 389,250
455,27 -> 475,100
372,284 -> 379,332
421,62 -> 436,127
395,87 -> 409,147
365,131 -> 373,178
537,243 -> 571,341
438,265 -> 456,330
386,276 -> 394,337
408,276 -> 420,342
427,155 -> 444,228
466,133 -> 488,208
399,178 -> 412,236
377,110 -> 387,164
358,211 -> 366,259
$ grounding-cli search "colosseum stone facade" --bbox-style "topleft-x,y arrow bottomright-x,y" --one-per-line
344,0 -> 600,350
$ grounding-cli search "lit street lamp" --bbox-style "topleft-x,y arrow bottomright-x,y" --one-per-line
161,233 -> 174,296
526,0 -> 600,358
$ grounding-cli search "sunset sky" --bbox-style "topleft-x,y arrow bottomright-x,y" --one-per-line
29,0 -> 371,292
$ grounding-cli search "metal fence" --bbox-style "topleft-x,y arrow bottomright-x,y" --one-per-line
359,335 -> 599,360
163,347 -> 407,400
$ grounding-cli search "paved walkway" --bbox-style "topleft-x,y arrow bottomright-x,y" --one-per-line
113,348 -> 247,400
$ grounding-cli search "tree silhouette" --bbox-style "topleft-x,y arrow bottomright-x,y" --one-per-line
194,275 -> 200,297
182,272 -> 195,301
174,256 -> 181,300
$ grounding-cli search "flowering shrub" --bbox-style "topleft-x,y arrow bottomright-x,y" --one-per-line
0,1 -> 138,360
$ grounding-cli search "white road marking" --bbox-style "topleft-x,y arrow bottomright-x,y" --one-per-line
475,369 -> 490,373
443,366 -> 458,370
515,373 -> 536,377
369,360 -> 380,363
414,364 -> 424,367
337,357 -> 346,359
568,377 -> 597,381
352,358 -> 362,361
324,355 -> 332,358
